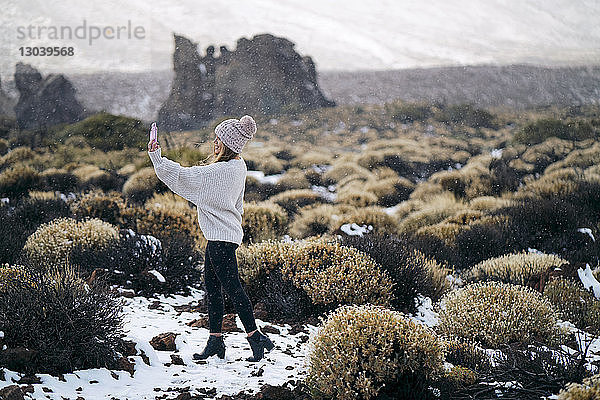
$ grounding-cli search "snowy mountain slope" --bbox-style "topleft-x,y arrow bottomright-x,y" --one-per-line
1,0 -> 599,82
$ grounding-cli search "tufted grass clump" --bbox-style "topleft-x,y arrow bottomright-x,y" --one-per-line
464,251 -> 568,289
558,373 -> 600,400
22,217 -> 119,267
305,304 -> 445,400
543,278 -> 600,335
437,281 -> 563,348
0,263 -> 124,375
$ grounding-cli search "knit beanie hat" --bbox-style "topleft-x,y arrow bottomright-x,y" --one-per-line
214,115 -> 257,154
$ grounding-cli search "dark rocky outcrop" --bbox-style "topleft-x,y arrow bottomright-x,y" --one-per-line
215,33 -> 335,116
0,76 -> 16,117
14,62 -> 84,130
157,35 -> 215,132
158,33 -> 334,131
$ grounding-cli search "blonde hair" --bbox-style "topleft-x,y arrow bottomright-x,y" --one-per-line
198,139 -> 239,166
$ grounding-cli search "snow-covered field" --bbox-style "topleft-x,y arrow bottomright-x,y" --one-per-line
0,287 -> 319,399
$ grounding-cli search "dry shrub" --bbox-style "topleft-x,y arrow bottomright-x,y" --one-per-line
283,236 -> 394,308
0,263 -> 124,375
0,164 -> 41,199
333,205 -> 400,235
546,142 -> 600,173
437,282 -> 562,348
322,161 -> 373,185
269,189 -> 327,217
289,203 -> 356,239
398,196 -> 466,234
339,233 -> 452,311
23,217 -> 119,267
0,146 -> 36,169
306,304 -> 445,400
443,337 -> 492,375
126,192 -> 206,250
122,167 -> 166,203
558,373 -> 600,400
289,151 -> 331,169
543,278 -> 600,335
469,195 -> 515,211
40,168 -> 79,192
519,137 -> 573,171
70,190 -> 128,226
335,186 -> 378,207
416,222 -> 465,246
274,167 -> 311,191
364,176 -> 415,206
464,251 -> 568,288
240,201 -> 288,244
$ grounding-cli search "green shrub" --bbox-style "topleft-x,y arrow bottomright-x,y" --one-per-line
55,112 -> 147,151
515,118 -> 597,145
306,304 -> 445,400
386,101 -> 433,123
434,104 -> 496,128
0,263 -> 124,375
437,282 -> 562,348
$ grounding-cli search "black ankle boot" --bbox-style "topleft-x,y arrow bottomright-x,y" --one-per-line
246,331 -> 275,362
193,335 -> 225,360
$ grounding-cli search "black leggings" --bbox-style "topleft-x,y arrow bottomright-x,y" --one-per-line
203,240 -> 257,334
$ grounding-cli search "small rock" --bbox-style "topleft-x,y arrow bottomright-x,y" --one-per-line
0,385 -> 24,400
15,375 -> 41,385
120,339 -> 138,357
148,301 -> 162,310
187,316 -> 208,328
170,354 -> 185,365
116,356 -> 135,376
262,325 -> 280,335
285,365 -> 294,370
42,387 -> 53,392
150,332 -> 179,351
175,392 -> 192,400
250,366 -> 264,377
222,314 -> 242,332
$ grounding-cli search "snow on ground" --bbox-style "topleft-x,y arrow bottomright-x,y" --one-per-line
246,170 -> 284,185
0,287 -> 319,399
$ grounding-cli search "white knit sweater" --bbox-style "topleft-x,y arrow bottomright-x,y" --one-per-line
148,148 -> 246,245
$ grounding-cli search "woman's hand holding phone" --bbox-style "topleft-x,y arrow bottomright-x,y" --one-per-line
148,122 -> 160,152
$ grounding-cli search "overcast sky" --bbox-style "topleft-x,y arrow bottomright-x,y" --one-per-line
1,0 -> 599,82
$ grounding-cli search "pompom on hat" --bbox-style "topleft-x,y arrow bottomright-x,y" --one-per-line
214,115 -> 257,154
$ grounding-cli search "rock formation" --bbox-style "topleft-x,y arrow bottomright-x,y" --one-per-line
158,33 -> 335,131
215,33 -> 335,116
157,35 -> 215,132
0,77 -> 16,117
14,62 -> 84,130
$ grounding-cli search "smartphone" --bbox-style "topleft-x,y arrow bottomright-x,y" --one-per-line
150,122 -> 158,143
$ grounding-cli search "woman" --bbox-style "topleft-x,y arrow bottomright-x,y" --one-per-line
147,115 -> 274,362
